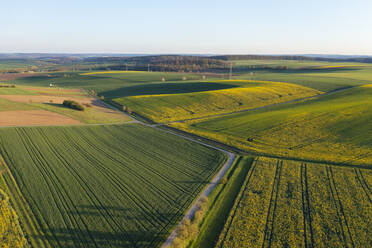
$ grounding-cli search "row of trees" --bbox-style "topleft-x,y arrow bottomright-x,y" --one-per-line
87,55 -> 229,72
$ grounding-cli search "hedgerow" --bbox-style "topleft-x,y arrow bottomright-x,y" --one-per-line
62,100 -> 85,111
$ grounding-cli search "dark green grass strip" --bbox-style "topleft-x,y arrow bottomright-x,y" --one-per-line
190,156 -> 254,248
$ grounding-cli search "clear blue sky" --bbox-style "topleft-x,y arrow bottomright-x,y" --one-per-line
1,0 -> 372,55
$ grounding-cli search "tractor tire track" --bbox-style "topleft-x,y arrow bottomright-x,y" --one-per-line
262,160 -> 283,248
354,169 -> 371,203
326,166 -> 355,248
300,163 -> 314,248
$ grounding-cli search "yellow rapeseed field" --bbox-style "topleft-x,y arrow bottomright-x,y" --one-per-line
172,85 -> 372,166
115,80 -> 321,123
216,157 -> 372,248
0,188 -> 28,248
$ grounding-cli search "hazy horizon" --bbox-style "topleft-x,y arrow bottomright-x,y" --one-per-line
2,0 -> 372,55
0,51 -> 372,57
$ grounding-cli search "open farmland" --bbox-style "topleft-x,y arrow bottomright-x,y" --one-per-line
10,71 -> 207,98
0,85 -> 131,125
1,58 -> 372,248
0,124 -> 226,248
172,84 -> 372,166
114,80 -> 320,123
0,110 -> 82,126
234,62 -> 372,92
217,157 -> 372,248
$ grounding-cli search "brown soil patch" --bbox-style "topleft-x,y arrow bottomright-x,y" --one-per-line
0,95 -> 125,116
0,95 -> 92,104
0,110 -> 82,126
0,73 -> 36,81
22,86 -> 84,95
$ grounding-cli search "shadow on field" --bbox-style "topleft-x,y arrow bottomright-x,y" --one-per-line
102,82 -> 239,98
175,180 -> 211,184
36,205 -> 179,247
43,103 -> 67,108
32,228 -> 164,248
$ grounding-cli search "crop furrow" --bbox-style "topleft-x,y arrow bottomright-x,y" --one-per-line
300,163 -> 314,248
24,129 -> 96,247
81,127 -> 189,197
39,128 -> 108,247
326,166 -> 354,248
262,160 -> 283,248
49,131 -> 141,246
328,167 -> 355,248
85,129 -> 198,210
15,129 -> 79,247
96,127 -> 201,184
68,131 -> 171,228
354,169 -> 372,203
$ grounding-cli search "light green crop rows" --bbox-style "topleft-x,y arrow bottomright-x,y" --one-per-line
0,124 -> 226,248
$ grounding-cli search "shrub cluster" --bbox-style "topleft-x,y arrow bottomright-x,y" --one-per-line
169,196 -> 208,248
122,105 -> 133,114
0,84 -> 16,88
63,100 -> 85,111
89,90 -> 98,96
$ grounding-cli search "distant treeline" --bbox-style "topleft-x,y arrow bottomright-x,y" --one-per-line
85,54 -> 372,73
2,54 -> 372,74
211,54 -> 372,63
87,55 -> 229,72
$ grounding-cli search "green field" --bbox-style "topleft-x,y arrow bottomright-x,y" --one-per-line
11,71 -> 208,98
0,86 -> 35,95
114,80 -> 320,123
216,157 -> 372,248
0,84 -> 131,124
2,59 -> 372,248
232,59 -> 368,68
173,84 -> 372,166
0,98 -> 37,111
231,60 -> 372,92
33,102 -> 131,124
0,124 -> 226,248
0,59 -> 39,71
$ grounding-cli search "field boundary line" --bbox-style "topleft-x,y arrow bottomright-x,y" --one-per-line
157,124 -> 372,170
216,157 -> 259,248
161,152 -> 236,247
328,167 -> 355,248
354,169 -> 371,203
262,160 -> 283,248
300,163 -> 314,248
326,166 -> 355,248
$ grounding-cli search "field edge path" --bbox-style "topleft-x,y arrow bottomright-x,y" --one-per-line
161,152 -> 236,248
